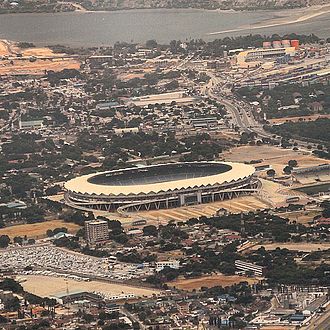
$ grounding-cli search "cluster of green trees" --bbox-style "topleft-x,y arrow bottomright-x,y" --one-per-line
46,227 -> 68,237
0,235 -> 11,248
202,282 -> 254,305
47,69 -> 83,85
2,133 -> 40,155
76,308 -> 132,329
321,201 -> 330,218
107,218 -> 129,244
249,247 -> 330,286
237,82 -> 330,119
116,251 -> 156,264
146,241 -> 240,287
168,33 -> 320,56
267,118 -> 330,144
60,210 -> 94,226
197,211 -> 308,243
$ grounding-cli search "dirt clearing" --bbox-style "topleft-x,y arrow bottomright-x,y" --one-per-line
22,275 -> 160,298
167,274 -> 259,291
0,220 -> 80,239
251,243 -> 330,252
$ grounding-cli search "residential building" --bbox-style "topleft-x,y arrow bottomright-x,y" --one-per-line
85,219 -> 109,244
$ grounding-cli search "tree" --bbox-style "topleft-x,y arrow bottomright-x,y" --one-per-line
0,278 -> 23,293
46,229 -> 54,237
143,225 -> 158,237
146,39 -> 158,49
5,296 -> 20,311
266,169 -> 276,177
13,236 -> 23,245
288,159 -> 298,167
0,314 -> 8,324
53,227 -> 68,235
0,235 -> 10,248
82,312 -> 94,323
283,165 -> 292,174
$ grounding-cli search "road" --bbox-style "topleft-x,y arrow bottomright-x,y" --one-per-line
206,73 -> 274,140
123,308 -> 146,330
204,71 -> 318,152
303,303 -> 330,329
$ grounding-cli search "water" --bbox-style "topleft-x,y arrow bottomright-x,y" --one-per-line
0,8 -> 329,46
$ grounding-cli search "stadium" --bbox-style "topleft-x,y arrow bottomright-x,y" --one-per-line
64,162 -> 260,215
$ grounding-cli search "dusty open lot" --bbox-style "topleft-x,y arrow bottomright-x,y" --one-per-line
22,275 -> 159,298
0,58 -> 80,76
223,145 -> 329,176
0,40 -> 80,75
269,114 -> 330,125
251,243 -> 330,252
0,41 -> 10,56
167,274 -> 259,291
0,220 -> 80,239
276,209 -> 321,225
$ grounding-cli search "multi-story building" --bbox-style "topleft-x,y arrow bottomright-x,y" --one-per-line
19,119 -> 44,130
85,219 -> 109,244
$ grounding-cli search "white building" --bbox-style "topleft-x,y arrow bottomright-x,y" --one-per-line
235,260 -> 265,276
155,260 -> 180,272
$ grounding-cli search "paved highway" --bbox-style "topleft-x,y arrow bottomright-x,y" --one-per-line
205,71 -> 319,153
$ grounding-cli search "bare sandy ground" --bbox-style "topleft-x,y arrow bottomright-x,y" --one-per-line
223,145 -> 330,176
251,243 -> 330,252
0,41 -> 10,56
269,114 -> 330,125
208,4 -> 330,35
277,209 -> 321,225
0,220 -> 80,239
168,274 -> 259,291
22,275 -> 160,298
0,58 -> 80,76
0,40 -> 80,75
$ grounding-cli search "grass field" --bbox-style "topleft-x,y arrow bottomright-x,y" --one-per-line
0,220 -> 81,239
167,274 -> 259,291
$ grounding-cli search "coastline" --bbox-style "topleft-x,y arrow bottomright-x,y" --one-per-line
0,5 -> 328,46
208,4 -> 330,35
0,3 -> 327,16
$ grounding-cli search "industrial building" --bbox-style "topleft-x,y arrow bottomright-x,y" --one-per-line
237,47 -> 296,63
